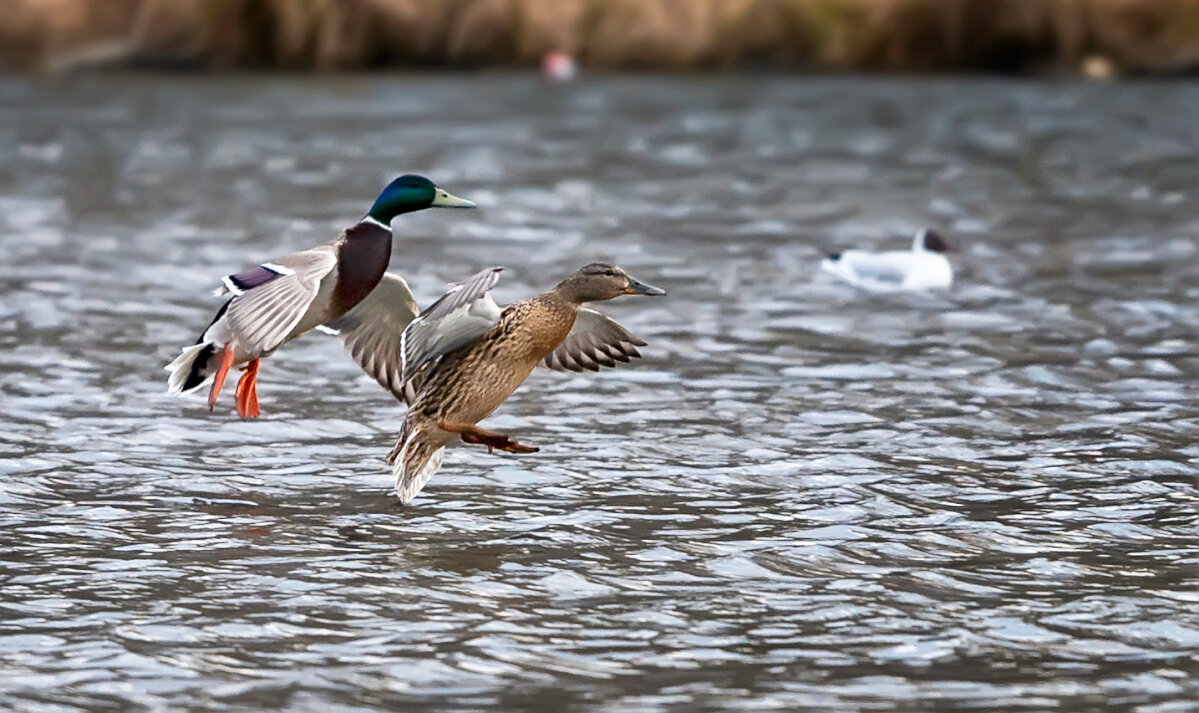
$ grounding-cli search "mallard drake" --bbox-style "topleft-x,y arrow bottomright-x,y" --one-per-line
165,174 -> 475,417
821,228 -> 956,292
360,262 -> 666,504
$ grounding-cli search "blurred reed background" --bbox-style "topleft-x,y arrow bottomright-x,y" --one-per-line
5,0 -> 1199,76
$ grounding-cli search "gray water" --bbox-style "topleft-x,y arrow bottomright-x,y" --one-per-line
0,75 -> 1197,712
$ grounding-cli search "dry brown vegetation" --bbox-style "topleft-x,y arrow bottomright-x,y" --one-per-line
4,0 -> 1199,74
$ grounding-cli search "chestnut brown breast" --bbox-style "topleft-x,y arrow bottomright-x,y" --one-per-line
330,222 -> 393,318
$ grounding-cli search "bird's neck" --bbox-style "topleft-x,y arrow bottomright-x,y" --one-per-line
549,281 -> 591,306
541,289 -> 584,320
359,215 -> 393,230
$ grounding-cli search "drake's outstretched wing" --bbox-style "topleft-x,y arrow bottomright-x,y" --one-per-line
222,246 -> 338,355
322,272 -> 420,402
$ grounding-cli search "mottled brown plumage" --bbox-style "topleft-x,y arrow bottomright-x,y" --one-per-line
389,263 -> 665,504
404,295 -> 576,434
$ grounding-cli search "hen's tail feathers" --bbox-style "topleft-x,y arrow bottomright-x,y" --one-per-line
165,343 -> 215,394
390,427 -> 446,505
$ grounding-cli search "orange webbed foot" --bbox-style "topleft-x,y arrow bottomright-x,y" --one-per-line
207,344 -> 236,412
235,358 -> 261,418
437,419 -> 539,454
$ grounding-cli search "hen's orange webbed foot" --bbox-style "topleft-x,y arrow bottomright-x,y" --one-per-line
437,419 -> 539,454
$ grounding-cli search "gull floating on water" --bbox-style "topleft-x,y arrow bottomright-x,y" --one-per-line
820,228 -> 956,293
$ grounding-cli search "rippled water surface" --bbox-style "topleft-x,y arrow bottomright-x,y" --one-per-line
1,75 -> 1197,712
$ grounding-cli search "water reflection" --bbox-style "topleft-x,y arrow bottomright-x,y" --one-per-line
0,76 -> 1196,712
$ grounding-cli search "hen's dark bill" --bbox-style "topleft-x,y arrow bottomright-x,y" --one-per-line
627,277 -> 666,296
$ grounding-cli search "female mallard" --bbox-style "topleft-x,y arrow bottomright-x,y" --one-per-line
369,262 -> 666,504
165,174 -> 475,418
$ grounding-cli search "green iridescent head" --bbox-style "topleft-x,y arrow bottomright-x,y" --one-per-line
367,174 -> 475,224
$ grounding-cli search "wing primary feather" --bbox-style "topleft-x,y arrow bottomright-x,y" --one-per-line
541,307 -> 650,374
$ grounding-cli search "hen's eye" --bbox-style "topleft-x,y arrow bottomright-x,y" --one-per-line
604,270 -> 615,276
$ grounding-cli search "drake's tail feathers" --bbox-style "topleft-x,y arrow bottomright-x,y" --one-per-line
164,343 -> 216,394
390,427 -> 446,505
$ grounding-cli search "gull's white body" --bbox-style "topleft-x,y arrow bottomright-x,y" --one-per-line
821,229 -> 954,293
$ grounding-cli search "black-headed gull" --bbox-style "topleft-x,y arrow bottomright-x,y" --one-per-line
820,228 -> 955,292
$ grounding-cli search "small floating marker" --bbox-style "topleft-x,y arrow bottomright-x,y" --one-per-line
542,51 -> 577,82
1083,55 -> 1117,80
